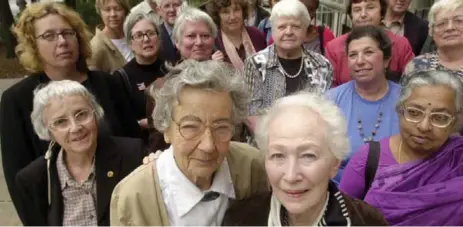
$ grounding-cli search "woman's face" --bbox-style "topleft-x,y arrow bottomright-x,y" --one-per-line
265,107 -> 339,215
130,19 -> 160,61
432,7 -> 463,50
34,14 -> 79,71
100,0 -> 126,31
272,16 -> 306,52
163,87 -> 235,186
219,3 -> 244,34
347,36 -> 390,84
176,20 -> 214,61
350,0 -> 382,28
45,95 -> 98,154
399,85 -> 457,155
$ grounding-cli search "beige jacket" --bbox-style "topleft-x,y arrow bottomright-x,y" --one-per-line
110,142 -> 268,226
88,28 -> 127,73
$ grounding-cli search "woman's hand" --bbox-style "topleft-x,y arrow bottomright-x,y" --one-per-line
212,50 -> 224,61
138,118 -> 149,129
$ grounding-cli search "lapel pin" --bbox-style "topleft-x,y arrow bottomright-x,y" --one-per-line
107,171 -> 114,178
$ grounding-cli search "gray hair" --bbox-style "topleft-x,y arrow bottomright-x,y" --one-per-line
255,92 -> 350,161
149,60 -> 249,132
31,80 -> 105,141
399,70 -> 463,113
428,0 -> 463,36
123,12 -> 161,45
269,0 -> 311,30
172,7 -> 218,44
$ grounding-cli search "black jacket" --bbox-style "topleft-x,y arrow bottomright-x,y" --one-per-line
15,136 -> 146,226
158,23 -> 181,64
403,11 -> 429,55
0,70 -> 141,221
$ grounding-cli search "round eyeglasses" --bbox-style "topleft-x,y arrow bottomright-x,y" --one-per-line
400,106 -> 455,128
48,109 -> 95,131
172,119 -> 235,142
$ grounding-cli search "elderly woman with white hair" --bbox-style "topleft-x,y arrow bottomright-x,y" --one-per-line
172,7 -> 223,62
222,92 -> 388,226
110,60 -> 268,226
340,70 -> 463,225
244,0 -> 333,132
14,80 -> 146,226
403,0 -> 463,79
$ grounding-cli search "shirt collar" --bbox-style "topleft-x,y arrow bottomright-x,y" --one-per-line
381,17 -> 405,27
56,149 -> 95,190
164,23 -> 174,36
162,146 -> 236,217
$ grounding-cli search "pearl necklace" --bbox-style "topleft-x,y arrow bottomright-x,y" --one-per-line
278,57 -> 304,78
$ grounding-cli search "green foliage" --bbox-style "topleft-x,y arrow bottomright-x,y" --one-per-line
188,0 -> 208,7
76,0 -> 100,31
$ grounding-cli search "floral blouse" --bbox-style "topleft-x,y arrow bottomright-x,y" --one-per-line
244,44 -> 333,116
403,52 -> 463,79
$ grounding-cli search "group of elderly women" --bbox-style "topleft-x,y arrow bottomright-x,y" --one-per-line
1,0 -> 463,226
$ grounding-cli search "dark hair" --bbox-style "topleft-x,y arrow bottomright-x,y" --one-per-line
206,0 -> 248,29
346,0 -> 387,20
346,25 -> 392,59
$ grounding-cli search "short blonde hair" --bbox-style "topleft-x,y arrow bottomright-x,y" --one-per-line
13,2 -> 92,73
95,0 -> 130,15
428,0 -> 463,36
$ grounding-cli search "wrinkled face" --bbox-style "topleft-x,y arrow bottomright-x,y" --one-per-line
351,0 -> 382,28
387,0 -> 411,15
432,8 -> 463,49
265,107 -> 339,215
347,36 -> 390,84
45,95 -> 98,154
164,87 -> 234,183
219,3 -> 244,34
399,85 -> 457,155
272,16 -> 306,51
34,14 -> 79,71
176,21 -> 214,61
157,0 -> 182,27
130,19 -> 160,59
100,0 -> 126,30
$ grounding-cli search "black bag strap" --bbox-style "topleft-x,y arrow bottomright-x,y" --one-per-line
363,141 -> 380,199
115,68 -> 132,96
317,25 -> 325,55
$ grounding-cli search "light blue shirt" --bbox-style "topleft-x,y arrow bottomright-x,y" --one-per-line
326,80 -> 400,184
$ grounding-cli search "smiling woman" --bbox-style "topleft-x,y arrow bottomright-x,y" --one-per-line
222,92 -> 388,226
326,25 -> 401,184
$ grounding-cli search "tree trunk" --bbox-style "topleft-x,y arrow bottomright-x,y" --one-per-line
0,0 -> 17,58
65,0 -> 77,9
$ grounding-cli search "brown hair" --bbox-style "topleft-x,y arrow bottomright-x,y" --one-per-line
206,0 -> 248,29
13,2 -> 92,73
95,0 -> 130,15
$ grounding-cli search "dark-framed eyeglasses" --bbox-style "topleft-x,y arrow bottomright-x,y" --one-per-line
172,119 -> 235,142
131,30 -> 158,42
48,109 -> 95,131
36,29 -> 77,42
399,106 -> 455,128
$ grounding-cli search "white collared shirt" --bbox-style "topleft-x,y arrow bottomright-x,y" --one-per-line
156,147 -> 236,226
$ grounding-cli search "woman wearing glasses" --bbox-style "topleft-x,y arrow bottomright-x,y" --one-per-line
339,70 -> 463,226
113,12 -> 167,144
110,60 -> 268,226
403,0 -> 463,80
15,80 -> 146,226
0,2 -> 141,221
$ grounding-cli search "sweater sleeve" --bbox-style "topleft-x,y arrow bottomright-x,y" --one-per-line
338,143 -> 369,199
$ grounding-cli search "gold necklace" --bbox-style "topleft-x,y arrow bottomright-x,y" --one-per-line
398,140 -> 403,163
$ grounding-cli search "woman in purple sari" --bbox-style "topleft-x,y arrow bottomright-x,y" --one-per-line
339,70 -> 463,226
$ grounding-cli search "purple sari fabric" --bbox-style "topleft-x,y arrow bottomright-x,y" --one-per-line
365,136 -> 463,226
